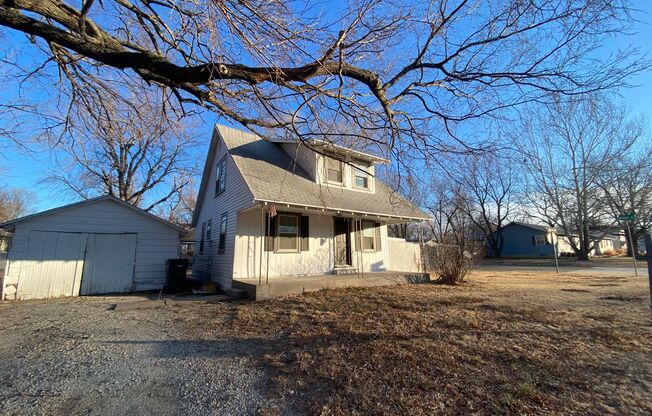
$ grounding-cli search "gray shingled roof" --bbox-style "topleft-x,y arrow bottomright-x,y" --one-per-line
217,125 -> 430,220
508,221 -> 551,232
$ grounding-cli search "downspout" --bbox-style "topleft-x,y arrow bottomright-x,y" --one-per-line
259,205 -> 264,286
359,217 -> 364,280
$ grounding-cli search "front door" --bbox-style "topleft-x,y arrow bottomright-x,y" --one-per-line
334,218 -> 351,266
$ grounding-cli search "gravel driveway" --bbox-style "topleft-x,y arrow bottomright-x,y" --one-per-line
0,296 -> 287,416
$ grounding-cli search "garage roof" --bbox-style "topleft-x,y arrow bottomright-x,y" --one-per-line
0,195 -> 184,232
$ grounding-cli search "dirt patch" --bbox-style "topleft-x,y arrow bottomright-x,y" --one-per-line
220,270 -> 652,415
1,270 -> 651,415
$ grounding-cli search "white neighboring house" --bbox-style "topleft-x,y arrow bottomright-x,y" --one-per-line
192,125 -> 430,289
0,195 -> 182,300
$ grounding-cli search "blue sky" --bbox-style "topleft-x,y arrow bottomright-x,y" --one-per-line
1,2 -> 651,212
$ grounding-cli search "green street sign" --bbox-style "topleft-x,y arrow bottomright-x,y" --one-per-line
617,213 -> 636,221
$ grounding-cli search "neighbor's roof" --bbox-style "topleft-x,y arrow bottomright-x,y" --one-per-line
0,195 -> 184,232
199,125 -> 429,222
506,221 -> 552,232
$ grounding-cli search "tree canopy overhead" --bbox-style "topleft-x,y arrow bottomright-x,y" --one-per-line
0,0 -> 647,165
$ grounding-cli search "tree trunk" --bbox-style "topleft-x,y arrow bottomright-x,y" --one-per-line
577,250 -> 590,261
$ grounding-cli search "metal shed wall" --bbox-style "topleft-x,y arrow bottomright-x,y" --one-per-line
3,199 -> 180,299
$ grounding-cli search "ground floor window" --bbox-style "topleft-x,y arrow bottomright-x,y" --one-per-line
362,220 -> 375,250
355,220 -> 382,252
278,214 -> 299,251
533,234 -> 546,246
218,213 -> 227,254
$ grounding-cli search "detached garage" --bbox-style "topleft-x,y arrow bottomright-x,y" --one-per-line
0,195 -> 182,300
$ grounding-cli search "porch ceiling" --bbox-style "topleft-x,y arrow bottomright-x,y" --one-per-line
249,200 -> 426,224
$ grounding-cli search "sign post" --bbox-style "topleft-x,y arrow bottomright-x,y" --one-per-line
644,232 -> 652,316
617,213 -> 638,277
547,228 -> 559,274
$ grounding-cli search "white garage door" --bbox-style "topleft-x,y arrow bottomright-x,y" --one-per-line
80,233 -> 137,295
17,231 -> 87,300
17,231 -> 137,299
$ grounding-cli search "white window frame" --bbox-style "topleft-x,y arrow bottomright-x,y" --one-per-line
276,214 -> 300,252
218,213 -> 227,254
534,234 -> 546,246
325,157 -> 344,185
215,156 -> 227,196
361,220 -> 376,251
353,162 -> 370,190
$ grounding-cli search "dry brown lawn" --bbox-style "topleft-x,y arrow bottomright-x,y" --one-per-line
204,270 -> 652,415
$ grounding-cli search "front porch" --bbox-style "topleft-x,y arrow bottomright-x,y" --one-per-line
232,271 -> 430,300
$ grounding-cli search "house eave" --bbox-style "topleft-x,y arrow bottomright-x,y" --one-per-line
253,198 -> 429,222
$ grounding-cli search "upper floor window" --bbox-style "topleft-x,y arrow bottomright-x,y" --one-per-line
326,157 -> 343,184
353,162 -> 370,189
215,156 -> 227,196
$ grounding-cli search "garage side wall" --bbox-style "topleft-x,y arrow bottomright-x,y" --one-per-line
3,199 -> 179,299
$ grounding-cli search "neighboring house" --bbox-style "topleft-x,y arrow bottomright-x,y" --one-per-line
590,231 -> 626,256
494,222 -> 629,258
489,222 -> 556,258
181,228 -> 195,262
0,195 -> 182,300
192,125 -> 430,289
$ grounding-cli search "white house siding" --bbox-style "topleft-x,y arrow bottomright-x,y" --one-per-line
386,237 -> 423,272
233,209 -> 390,280
280,143 -> 317,180
192,136 -> 255,287
3,199 -> 179,298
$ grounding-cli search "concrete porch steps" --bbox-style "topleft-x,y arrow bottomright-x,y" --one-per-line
332,266 -> 359,275
232,272 -> 430,300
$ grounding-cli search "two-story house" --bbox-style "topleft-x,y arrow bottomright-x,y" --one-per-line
192,125 -> 429,290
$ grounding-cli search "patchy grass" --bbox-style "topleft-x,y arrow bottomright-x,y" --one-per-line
210,270 -> 652,415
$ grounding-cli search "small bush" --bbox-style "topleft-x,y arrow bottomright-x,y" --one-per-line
423,241 -> 482,285
601,249 -> 617,257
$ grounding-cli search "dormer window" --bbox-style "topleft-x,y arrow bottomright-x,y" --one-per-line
215,156 -> 227,197
353,162 -> 370,189
326,157 -> 343,184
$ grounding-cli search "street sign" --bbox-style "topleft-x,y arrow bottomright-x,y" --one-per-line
617,213 -> 636,222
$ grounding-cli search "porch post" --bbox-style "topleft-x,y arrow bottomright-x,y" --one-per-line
266,208 -> 271,285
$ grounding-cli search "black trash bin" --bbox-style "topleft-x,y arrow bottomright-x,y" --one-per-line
165,259 -> 189,293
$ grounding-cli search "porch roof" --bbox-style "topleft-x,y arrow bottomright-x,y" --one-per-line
217,125 -> 430,221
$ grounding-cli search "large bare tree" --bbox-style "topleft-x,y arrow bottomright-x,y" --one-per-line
598,135 -> 652,256
451,153 -> 518,258
423,178 -> 481,283
517,95 -> 643,261
0,0 -> 647,169
45,87 -> 198,212
0,186 -> 34,223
